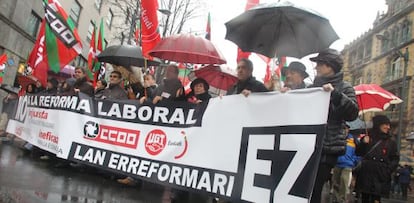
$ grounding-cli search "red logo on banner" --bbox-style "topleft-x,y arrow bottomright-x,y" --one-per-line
83,121 -> 139,149
145,129 -> 167,156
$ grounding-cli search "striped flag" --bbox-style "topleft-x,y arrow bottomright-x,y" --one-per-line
95,19 -> 105,83
87,23 -> 97,80
205,12 -> 211,40
28,0 -> 82,86
0,54 -> 7,84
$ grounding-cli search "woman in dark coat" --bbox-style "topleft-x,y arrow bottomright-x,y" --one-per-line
186,78 -> 211,103
355,115 -> 399,203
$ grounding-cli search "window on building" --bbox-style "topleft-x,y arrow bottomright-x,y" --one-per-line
381,32 -> 390,53
401,20 -> 411,42
69,0 -> 82,25
26,11 -> 41,38
391,57 -> 403,81
87,21 -> 95,42
365,39 -> 372,59
357,46 -> 364,62
391,27 -> 399,47
107,9 -> 113,29
95,0 -> 102,11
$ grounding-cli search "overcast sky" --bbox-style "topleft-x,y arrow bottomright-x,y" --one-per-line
199,0 -> 388,81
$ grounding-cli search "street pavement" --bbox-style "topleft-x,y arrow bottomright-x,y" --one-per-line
1,137 -> 413,203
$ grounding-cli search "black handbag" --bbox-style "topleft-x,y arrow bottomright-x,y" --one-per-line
353,140 -> 382,174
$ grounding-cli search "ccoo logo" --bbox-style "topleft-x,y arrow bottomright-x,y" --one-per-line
83,121 -> 99,138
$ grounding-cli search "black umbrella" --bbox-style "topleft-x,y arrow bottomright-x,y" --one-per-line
97,44 -> 161,69
0,84 -> 20,94
225,1 -> 339,58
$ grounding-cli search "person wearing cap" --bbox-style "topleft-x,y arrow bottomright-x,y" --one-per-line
308,48 -> 359,203
227,58 -> 268,97
355,115 -> 399,203
186,78 -> 212,104
332,124 -> 360,203
281,61 -> 309,90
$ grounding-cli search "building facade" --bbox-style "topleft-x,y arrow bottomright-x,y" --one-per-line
0,0 -> 134,86
342,0 -> 414,164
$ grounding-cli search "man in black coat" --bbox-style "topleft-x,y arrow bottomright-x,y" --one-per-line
309,48 -> 359,203
227,58 -> 268,96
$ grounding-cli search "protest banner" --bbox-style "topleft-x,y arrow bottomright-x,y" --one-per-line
7,88 -> 330,202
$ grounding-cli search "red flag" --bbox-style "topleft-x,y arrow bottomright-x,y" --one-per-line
276,56 -> 287,79
87,23 -> 97,80
140,0 -> 161,59
28,0 -> 82,86
28,20 -> 48,86
205,12 -> 211,40
43,0 -> 82,73
236,0 -> 260,62
263,58 -> 272,83
0,54 -> 7,84
94,19 -> 105,86
134,21 -> 140,45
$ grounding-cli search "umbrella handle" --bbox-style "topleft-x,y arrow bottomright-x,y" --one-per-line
357,95 -> 369,135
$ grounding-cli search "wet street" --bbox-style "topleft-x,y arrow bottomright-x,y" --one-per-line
0,140 -> 174,203
1,138 -> 413,203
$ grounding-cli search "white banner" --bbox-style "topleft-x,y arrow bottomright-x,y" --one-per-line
7,88 -> 330,203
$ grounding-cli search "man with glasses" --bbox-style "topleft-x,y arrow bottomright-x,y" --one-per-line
101,70 -> 128,100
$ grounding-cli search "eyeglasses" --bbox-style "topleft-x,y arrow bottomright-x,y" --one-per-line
109,75 -> 119,78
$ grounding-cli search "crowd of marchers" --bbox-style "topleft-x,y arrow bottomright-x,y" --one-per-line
0,48 -> 411,203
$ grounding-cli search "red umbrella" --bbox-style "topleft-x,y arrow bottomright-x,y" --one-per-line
354,84 -> 402,115
148,34 -> 226,64
17,75 -> 37,89
189,65 -> 237,95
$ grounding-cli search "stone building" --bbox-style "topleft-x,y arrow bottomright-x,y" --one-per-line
342,0 -> 414,163
0,0 -> 135,86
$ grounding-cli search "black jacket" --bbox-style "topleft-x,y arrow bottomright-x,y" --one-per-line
102,84 -> 128,100
226,76 -> 268,95
311,72 -> 359,164
74,77 -> 94,97
355,131 -> 399,196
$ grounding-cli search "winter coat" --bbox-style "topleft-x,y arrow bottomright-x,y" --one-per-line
336,133 -> 360,168
355,131 -> 399,197
186,91 -> 212,103
73,77 -> 94,97
310,72 -> 359,165
398,167 -> 411,184
102,84 -> 128,100
144,85 -> 157,102
226,76 -> 268,95
94,87 -> 105,99
155,78 -> 185,101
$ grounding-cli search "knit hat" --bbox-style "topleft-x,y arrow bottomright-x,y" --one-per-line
310,48 -> 343,73
190,78 -> 209,91
372,115 -> 391,130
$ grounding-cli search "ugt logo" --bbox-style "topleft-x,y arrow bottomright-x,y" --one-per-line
233,125 -> 324,203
